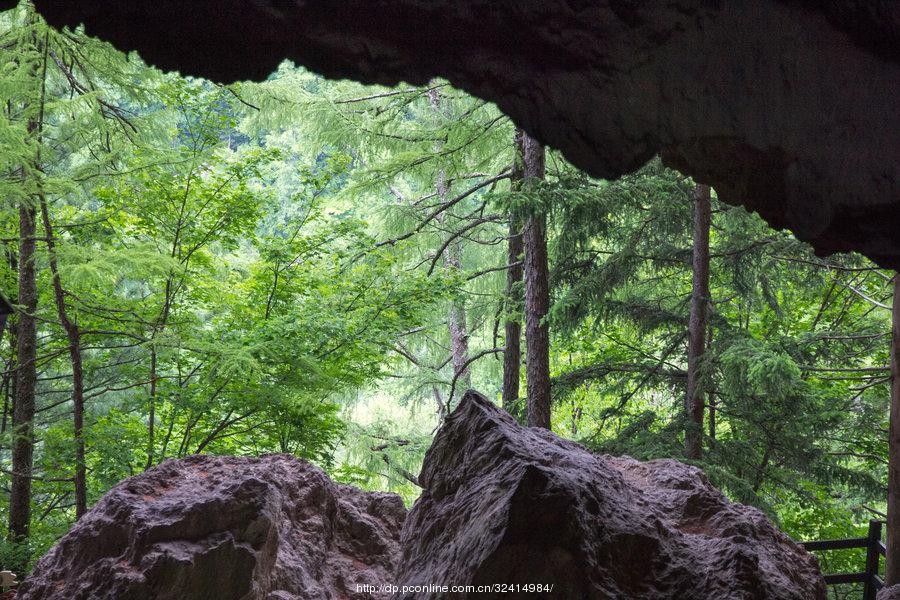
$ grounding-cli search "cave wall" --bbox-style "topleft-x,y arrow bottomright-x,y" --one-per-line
17,0 -> 900,267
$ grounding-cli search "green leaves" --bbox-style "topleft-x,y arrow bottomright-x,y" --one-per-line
720,338 -> 803,402
0,11 -> 891,572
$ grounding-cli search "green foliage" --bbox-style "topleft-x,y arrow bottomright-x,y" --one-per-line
0,8 -> 449,569
0,7 -> 894,589
553,159 -> 891,539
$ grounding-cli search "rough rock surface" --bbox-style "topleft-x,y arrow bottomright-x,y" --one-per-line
20,0 -> 900,268
16,454 -> 406,600
395,390 -> 826,599
880,585 -> 900,600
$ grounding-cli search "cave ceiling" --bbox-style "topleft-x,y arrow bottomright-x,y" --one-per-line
14,0 -> 900,268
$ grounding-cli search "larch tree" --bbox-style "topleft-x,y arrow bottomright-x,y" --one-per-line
521,132 -> 551,429
428,87 -> 472,396
31,33 -> 140,522
39,197 -> 87,518
249,73 -> 514,417
501,129 -> 525,415
0,5 -> 155,543
685,183 -> 711,459
9,20 -> 47,543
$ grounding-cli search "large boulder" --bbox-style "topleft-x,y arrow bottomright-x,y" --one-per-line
16,454 -> 406,600
395,390 -> 826,599
16,393 -> 827,599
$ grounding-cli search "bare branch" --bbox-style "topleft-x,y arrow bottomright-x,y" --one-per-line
447,347 -> 506,411
373,171 -> 511,251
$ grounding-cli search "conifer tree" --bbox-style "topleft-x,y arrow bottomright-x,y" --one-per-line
522,133 -> 550,429
9,16 -> 47,544
428,86 -> 471,397
501,129 -> 525,415
685,184 -> 711,459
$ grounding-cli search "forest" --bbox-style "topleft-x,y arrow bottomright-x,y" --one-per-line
0,5 -> 897,598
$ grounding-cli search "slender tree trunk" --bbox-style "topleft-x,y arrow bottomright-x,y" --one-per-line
446,266 -> 471,390
429,86 -> 471,399
706,327 -> 716,445
887,273 -> 900,586
3,248 -> 19,439
521,133 -> 551,429
146,274 -> 173,469
502,129 -> 526,415
571,398 -> 582,435
441,181 -> 471,391
159,408 -> 176,462
9,29 -> 48,543
432,386 -> 446,420
9,200 -> 38,542
684,183 -> 711,460
146,347 -> 157,468
437,169 -> 472,393
40,197 -> 87,519
0,373 -> 9,436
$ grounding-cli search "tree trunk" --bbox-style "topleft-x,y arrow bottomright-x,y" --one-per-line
146,273 -> 174,469
887,273 -> 900,585
502,129 -> 526,415
9,201 -> 38,542
9,29 -> 48,543
429,86 -> 471,401
521,133 -> 551,429
1,248 -> 18,437
0,372 -> 9,436
684,183 -> 711,460
146,347 -> 157,468
706,326 -> 716,445
445,237 -> 471,391
40,197 -> 87,519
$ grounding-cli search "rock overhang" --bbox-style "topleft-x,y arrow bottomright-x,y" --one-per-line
16,0 -> 900,268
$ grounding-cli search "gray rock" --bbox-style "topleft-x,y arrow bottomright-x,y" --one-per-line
395,390 -> 826,599
16,454 -> 405,600
879,584 -> 900,600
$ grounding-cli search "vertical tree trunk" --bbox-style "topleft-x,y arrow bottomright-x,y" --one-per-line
429,86 -> 471,400
887,273 -> 900,586
9,201 -> 38,542
9,28 -> 48,543
521,133 -> 551,429
146,347 -> 157,468
502,129 -> 525,415
445,233 -> 471,391
40,197 -> 87,519
1,246 -> 18,437
0,373 -> 9,436
439,161 -> 471,392
706,327 -> 716,446
146,275 -> 173,469
685,183 -> 711,460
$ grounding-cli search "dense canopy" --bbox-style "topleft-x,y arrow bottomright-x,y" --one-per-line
0,4 -> 897,598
